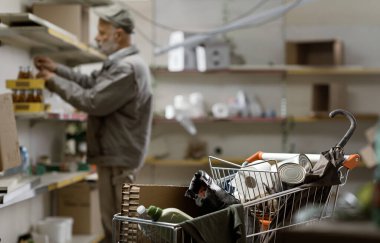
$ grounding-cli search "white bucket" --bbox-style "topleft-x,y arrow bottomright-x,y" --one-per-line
37,217 -> 73,243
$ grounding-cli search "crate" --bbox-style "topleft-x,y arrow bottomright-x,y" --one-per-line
286,39 -> 344,65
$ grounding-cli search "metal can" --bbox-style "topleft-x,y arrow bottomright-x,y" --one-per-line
278,163 -> 306,188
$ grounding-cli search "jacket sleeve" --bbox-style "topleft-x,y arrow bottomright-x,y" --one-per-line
47,65 -> 137,117
55,64 -> 99,88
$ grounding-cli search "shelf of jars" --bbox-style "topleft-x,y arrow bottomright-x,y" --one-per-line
0,13 -> 105,66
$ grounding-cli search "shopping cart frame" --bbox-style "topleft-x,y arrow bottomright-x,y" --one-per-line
112,153 -> 358,243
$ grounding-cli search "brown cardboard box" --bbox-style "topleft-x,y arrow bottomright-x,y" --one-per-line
57,181 -> 103,235
286,40 -> 344,65
0,93 -> 21,172
121,184 -> 200,218
120,184 -> 201,242
32,3 -> 89,43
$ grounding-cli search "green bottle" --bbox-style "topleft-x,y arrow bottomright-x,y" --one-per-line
146,205 -> 193,223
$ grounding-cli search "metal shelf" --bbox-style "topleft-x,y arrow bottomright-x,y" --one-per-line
0,13 -> 105,66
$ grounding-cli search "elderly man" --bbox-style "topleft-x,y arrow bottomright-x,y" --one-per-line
34,4 -> 152,241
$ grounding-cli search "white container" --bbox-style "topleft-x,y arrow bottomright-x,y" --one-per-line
37,217 -> 73,243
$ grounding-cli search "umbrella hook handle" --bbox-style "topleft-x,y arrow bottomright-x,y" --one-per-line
329,109 -> 357,148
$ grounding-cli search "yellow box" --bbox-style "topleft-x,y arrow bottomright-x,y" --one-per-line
14,103 -> 46,113
6,79 -> 45,90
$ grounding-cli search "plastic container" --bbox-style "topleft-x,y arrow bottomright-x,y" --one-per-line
36,217 -> 73,243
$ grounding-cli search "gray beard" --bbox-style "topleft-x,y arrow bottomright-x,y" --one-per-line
98,39 -> 118,55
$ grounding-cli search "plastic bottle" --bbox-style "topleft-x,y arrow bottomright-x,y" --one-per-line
139,205 -> 193,223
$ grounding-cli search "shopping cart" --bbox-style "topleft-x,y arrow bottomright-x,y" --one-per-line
112,109 -> 360,243
209,152 -> 359,243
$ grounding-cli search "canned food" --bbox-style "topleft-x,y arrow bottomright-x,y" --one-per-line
298,154 -> 313,172
278,163 -> 306,187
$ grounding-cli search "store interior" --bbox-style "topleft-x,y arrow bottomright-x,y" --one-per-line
0,0 -> 380,242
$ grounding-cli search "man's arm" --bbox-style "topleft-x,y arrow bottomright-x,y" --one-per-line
46,65 -> 137,116
55,64 -> 99,89
34,56 -> 98,88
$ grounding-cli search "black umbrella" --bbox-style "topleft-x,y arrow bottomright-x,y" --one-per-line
304,109 -> 357,185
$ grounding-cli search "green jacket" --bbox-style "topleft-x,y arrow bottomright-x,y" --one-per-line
47,46 -> 153,169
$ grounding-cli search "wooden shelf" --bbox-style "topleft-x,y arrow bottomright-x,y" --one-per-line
45,0 -> 112,6
287,66 -> 380,76
151,65 -> 380,77
15,112 -> 88,122
291,113 -> 378,123
153,114 -> 378,125
151,65 -> 286,75
153,117 -> 284,124
0,13 -> 106,66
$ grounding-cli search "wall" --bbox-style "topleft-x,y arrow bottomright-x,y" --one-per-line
132,0 -> 379,186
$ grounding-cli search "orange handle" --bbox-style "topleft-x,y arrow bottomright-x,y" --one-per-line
342,154 -> 360,170
245,151 -> 264,163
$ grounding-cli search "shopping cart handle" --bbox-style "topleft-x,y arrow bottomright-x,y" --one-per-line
342,154 -> 360,170
245,151 -> 264,163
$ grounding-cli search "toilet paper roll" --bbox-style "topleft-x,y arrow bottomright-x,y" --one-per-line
231,162 -> 273,202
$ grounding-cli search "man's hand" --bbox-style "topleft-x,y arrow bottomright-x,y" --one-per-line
36,69 -> 56,81
34,56 -> 57,72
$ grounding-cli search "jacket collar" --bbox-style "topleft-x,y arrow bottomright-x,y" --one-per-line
108,45 -> 139,61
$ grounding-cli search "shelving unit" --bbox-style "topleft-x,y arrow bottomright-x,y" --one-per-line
0,13 -> 105,66
153,114 -> 378,125
15,112 -> 88,122
0,171 -> 90,209
151,65 -> 380,77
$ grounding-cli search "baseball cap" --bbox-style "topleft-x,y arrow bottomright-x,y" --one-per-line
94,3 -> 134,34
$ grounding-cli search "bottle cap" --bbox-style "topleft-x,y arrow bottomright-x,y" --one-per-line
136,205 -> 146,215
147,205 -> 162,221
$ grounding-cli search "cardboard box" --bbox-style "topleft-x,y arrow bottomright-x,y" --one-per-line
0,93 -> 21,172
32,3 -> 89,43
286,40 -> 344,65
121,184 -> 200,217
57,181 -> 103,235
120,184 -> 201,242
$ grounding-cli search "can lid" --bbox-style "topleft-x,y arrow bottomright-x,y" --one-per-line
278,163 -> 306,185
